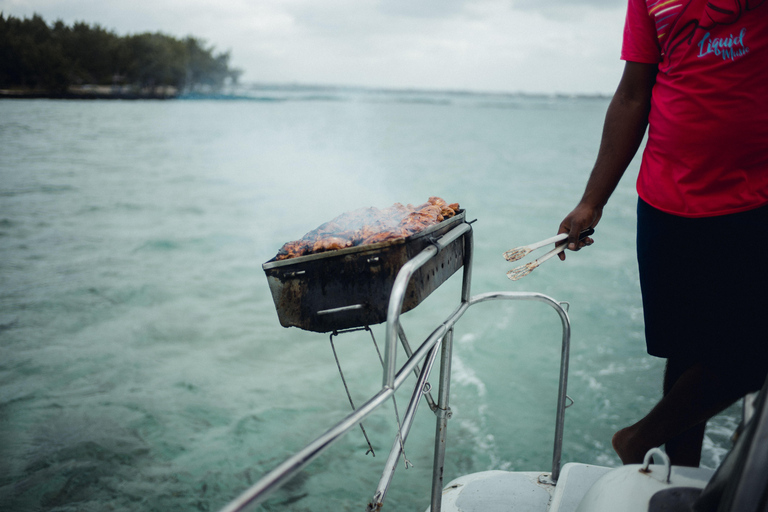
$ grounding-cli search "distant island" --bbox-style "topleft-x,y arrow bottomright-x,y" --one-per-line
0,13 -> 242,99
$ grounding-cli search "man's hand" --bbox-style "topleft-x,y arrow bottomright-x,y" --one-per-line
557,203 -> 600,260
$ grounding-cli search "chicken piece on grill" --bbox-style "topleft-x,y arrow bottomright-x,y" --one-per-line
274,240 -> 313,260
361,227 -> 411,245
400,205 -> 443,233
428,197 -> 460,219
312,237 -> 353,253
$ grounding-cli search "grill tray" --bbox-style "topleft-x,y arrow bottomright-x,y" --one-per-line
263,210 -> 466,332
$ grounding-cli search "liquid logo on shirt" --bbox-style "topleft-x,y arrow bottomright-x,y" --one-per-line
697,27 -> 749,61
649,0 -> 764,68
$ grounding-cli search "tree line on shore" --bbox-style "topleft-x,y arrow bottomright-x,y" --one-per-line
0,13 -> 242,96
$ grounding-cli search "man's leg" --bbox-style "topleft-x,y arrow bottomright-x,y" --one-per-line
664,423 -> 706,467
662,358 -> 705,466
612,358 -> 755,466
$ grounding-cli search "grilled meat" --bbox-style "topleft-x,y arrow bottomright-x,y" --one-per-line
274,197 -> 460,260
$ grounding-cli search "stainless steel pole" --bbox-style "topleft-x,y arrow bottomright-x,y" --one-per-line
383,223 -> 471,389
369,338 -> 442,509
468,291 -> 571,482
430,327 -> 454,512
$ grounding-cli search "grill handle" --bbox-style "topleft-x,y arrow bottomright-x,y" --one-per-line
316,304 -> 365,316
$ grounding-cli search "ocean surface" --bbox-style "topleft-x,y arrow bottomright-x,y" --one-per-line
0,86 -> 742,512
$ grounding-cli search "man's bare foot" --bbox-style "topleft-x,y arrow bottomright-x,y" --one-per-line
612,426 -> 653,464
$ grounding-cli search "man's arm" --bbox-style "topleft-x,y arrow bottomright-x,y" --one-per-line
558,61 -> 657,259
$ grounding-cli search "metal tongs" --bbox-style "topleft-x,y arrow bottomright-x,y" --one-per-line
504,228 -> 594,281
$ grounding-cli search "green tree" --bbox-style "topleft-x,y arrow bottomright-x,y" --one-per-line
0,13 -> 241,95
184,37 -> 240,92
0,14 -> 69,90
58,21 -> 121,85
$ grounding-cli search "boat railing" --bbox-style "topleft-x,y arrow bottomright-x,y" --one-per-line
219,221 -> 573,512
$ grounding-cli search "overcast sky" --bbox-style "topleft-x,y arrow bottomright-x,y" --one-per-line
1,0 -> 629,95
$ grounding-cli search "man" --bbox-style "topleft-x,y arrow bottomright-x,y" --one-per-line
558,0 -> 768,467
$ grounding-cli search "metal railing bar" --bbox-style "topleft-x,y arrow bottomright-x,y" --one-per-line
392,302 -> 469,392
397,323 -> 438,411
430,327 -> 454,512
383,223 -> 472,388
461,224 -> 474,303
467,291 -> 571,482
369,337 -> 443,509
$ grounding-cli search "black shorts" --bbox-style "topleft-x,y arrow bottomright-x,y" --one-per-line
636,198 -> 768,366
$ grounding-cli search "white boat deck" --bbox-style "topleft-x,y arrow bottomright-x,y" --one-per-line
431,461 -> 716,512
432,463 -> 611,512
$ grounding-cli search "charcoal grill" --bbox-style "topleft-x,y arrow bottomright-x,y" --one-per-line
263,210 -> 467,332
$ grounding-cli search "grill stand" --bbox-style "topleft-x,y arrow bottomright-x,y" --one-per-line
219,221 -> 574,512
328,329 -> 377,457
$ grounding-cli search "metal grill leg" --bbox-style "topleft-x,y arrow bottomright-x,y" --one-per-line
329,331 -> 376,456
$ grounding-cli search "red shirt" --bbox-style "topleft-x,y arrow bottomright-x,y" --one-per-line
622,0 -> 768,217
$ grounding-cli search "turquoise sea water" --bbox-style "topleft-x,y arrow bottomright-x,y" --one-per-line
0,87 -> 742,512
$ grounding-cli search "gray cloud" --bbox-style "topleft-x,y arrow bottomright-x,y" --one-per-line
515,0 -> 625,8
376,0 -> 469,18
